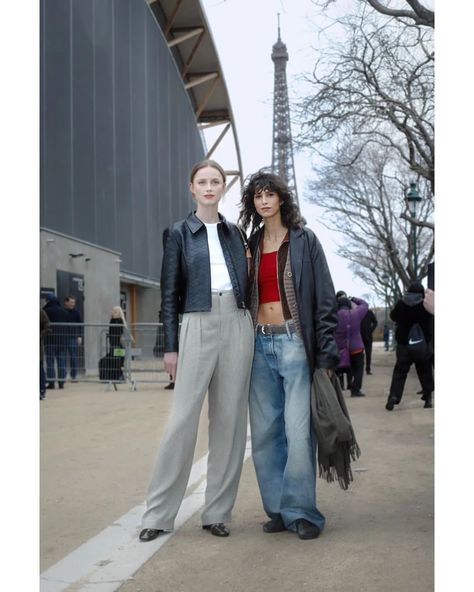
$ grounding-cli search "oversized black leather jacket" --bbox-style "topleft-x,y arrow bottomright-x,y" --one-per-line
161,211 -> 249,352
249,225 -> 339,372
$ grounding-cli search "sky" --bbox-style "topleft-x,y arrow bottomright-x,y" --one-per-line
200,0 -> 374,302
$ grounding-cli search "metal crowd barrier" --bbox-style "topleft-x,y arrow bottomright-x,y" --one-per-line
43,322 -> 170,391
127,323 -> 169,389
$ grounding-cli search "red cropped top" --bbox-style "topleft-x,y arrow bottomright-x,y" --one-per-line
258,251 -> 280,303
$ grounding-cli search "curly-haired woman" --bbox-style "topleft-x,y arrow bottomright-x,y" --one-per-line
239,170 -> 339,540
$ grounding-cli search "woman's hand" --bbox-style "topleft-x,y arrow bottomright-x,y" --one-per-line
325,368 -> 334,379
164,352 -> 178,382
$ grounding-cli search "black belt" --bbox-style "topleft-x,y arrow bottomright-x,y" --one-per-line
256,321 -> 296,336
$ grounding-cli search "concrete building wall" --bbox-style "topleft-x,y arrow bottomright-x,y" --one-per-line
40,229 -> 121,324
134,286 -> 161,324
40,0 -> 204,285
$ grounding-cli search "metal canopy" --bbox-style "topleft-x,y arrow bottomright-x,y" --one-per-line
147,0 -> 243,189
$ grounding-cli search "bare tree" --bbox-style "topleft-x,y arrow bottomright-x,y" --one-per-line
306,141 -> 434,293
313,0 -> 434,28
297,7 -> 434,192
293,2 -> 434,297
362,0 -> 433,28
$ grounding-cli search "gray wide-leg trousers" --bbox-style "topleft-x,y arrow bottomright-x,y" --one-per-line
142,292 -> 254,530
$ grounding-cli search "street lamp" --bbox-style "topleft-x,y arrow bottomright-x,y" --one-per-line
406,182 -> 422,277
381,273 -> 390,351
382,273 -> 389,325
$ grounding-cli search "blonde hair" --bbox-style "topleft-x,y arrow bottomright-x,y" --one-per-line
111,306 -> 127,326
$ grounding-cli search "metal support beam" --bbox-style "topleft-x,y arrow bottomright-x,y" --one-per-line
205,123 -> 231,158
225,175 -> 240,192
198,120 -> 230,130
185,72 -> 218,90
164,0 -> 184,38
196,77 -> 220,119
199,110 -> 230,122
181,30 -> 206,78
168,27 -> 204,48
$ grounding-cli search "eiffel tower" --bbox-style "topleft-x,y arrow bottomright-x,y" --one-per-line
271,14 -> 299,204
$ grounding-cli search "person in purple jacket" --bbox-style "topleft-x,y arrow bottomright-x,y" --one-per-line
334,295 -> 369,397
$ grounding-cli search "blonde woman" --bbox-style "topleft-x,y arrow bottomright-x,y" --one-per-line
108,306 -> 128,351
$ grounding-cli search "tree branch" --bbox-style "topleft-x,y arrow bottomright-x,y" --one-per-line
399,212 -> 434,230
364,0 -> 434,28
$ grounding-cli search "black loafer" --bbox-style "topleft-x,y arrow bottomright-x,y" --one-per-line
202,523 -> 229,537
385,397 -> 397,411
139,528 -> 164,542
295,519 -> 321,540
351,392 -> 365,397
263,515 -> 286,533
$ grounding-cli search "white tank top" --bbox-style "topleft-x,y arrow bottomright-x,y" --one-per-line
205,223 -> 233,291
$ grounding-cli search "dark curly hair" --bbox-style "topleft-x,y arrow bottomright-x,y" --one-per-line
238,169 -> 303,235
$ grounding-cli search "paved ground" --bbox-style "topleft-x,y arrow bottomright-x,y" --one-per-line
40,343 -> 434,591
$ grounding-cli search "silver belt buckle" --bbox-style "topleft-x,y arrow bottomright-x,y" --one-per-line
261,324 -> 268,335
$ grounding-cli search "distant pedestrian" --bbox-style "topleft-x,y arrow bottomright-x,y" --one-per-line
109,306 -> 127,351
64,296 -> 82,382
385,281 -> 434,411
360,308 -> 378,374
334,295 -> 369,397
43,294 -> 69,389
383,323 -> 390,351
40,308 -> 50,400
108,306 -> 131,380
334,291 -> 351,389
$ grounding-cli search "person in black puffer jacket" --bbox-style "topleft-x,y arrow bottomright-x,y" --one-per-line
385,281 -> 434,411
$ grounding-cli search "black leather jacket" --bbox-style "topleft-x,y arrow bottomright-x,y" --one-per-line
249,226 -> 339,371
161,211 -> 249,352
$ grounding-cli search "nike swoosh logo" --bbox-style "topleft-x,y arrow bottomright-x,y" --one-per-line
408,338 -> 423,345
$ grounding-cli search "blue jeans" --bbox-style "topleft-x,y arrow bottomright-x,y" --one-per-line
249,330 -> 325,532
45,344 -> 67,385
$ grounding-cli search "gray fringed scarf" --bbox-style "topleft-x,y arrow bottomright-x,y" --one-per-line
310,368 -> 361,490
